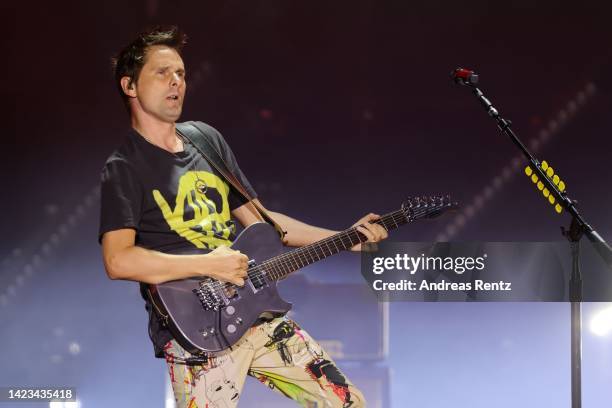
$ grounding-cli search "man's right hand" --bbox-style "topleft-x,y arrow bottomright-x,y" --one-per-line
204,246 -> 249,286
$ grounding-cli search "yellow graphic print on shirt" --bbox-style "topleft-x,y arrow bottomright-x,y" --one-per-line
153,171 -> 235,249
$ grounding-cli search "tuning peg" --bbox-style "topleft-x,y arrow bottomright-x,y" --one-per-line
548,195 -> 555,205
525,166 -> 533,176
537,181 -> 544,191
546,166 -> 554,178
531,174 -> 539,183
543,188 -> 550,198
555,204 -> 563,213
552,174 -> 560,185
541,160 -> 549,171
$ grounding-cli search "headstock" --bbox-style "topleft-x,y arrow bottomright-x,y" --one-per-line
401,195 -> 459,221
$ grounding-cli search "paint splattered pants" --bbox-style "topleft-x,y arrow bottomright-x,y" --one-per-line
164,316 -> 365,408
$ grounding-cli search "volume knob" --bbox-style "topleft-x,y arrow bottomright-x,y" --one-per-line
226,306 -> 236,315
227,324 -> 236,334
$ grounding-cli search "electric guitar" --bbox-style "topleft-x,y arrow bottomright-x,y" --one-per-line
148,195 -> 458,354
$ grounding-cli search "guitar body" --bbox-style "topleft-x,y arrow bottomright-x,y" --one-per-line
148,222 -> 292,354
147,196 -> 457,354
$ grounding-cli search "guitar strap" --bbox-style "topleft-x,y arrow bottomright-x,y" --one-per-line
175,121 -> 286,240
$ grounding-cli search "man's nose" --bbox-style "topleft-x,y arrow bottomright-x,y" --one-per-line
170,73 -> 183,87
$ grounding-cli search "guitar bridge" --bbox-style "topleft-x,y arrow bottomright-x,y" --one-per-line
192,279 -> 223,311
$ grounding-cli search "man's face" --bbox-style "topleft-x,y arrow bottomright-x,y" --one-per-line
129,45 -> 186,123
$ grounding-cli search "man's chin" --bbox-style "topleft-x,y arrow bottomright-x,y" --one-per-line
161,108 -> 183,123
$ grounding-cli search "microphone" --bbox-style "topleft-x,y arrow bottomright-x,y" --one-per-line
451,68 -> 479,86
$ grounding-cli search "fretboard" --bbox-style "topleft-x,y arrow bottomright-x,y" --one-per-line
260,209 -> 409,282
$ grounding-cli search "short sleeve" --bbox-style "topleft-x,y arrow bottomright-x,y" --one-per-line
194,122 -> 258,210
98,158 -> 143,243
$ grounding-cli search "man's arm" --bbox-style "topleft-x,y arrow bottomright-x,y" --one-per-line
231,199 -> 388,250
103,199 -> 387,285
101,229 -> 249,285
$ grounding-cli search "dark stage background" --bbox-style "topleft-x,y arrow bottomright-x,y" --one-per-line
3,1 -> 612,407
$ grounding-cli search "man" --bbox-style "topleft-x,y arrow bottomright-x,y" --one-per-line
100,26 -> 387,408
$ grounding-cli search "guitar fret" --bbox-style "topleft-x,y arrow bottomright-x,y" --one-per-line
321,242 -> 328,258
317,243 -> 326,258
314,244 -> 322,260
301,250 -> 310,265
332,239 -> 339,253
292,255 -> 301,270
296,252 -> 305,268
390,214 -> 399,228
325,240 -> 333,256
277,259 -> 288,278
303,246 -> 313,264
309,245 -> 318,261
346,233 -> 355,249
303,249 -> 311,264
284,257 -> 294,274
282,256 -> 292,273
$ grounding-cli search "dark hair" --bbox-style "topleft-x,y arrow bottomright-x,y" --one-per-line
112,26 -> 187,112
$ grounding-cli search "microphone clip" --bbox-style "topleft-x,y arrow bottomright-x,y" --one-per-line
451,68 -> 479,86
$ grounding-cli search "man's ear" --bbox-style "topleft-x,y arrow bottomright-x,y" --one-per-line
120,76 -> 137,97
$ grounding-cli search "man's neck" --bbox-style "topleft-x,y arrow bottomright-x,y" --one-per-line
131,115 -> 181,152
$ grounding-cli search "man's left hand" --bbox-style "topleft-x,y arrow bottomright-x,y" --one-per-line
350,213 -> 388,251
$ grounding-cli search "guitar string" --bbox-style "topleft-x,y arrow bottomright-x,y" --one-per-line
243,210 -> 405,288
261,209 -> 411,280
256,203 -> 441,279
207,204 -> 442,298
201,210 -> 409,300
238,205 -> 433,288
202,203 -> 446,301
265,210 -> 404,275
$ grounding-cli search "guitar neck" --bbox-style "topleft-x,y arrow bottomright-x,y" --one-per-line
261,209 -> 408,282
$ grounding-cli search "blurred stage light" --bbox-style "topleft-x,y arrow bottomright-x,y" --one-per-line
165,376 -> 176,408
590,305 -> 612,337
68,342 -> 81,355
49,399 -> 80,408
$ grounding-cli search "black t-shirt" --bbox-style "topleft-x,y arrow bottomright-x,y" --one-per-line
99,121 -> 256,357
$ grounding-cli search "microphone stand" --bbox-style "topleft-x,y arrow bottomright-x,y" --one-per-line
453,71 -> 612,408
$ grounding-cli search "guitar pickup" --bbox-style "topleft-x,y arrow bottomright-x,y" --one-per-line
246,259 -> 268,292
